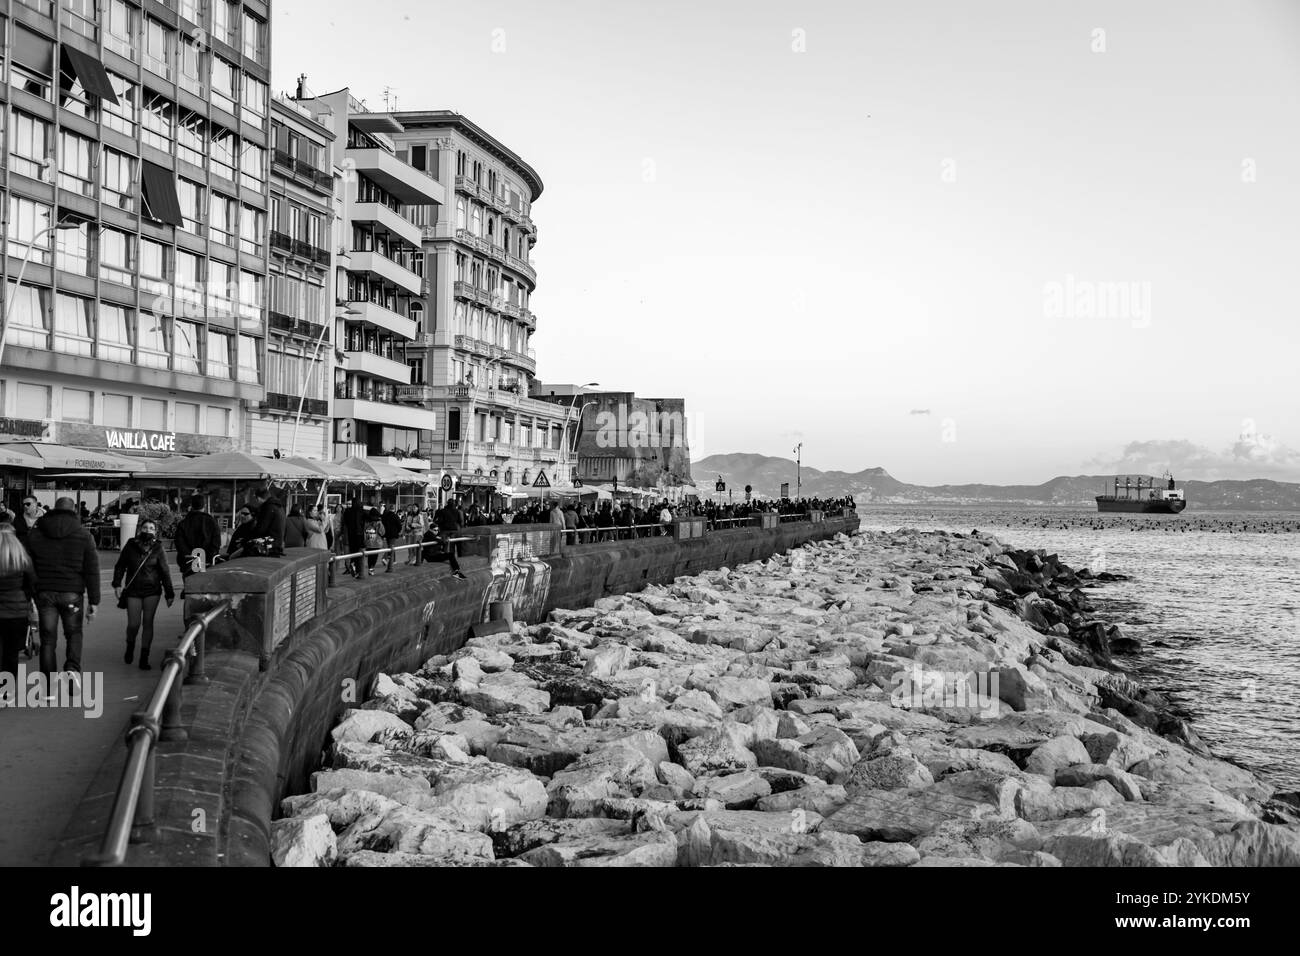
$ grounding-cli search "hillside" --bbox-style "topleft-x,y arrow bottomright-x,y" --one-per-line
692,453 -> 1300,511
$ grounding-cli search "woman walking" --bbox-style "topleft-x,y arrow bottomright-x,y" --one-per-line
112,519 -> 175,670
284,504 -> 309,549
0,516 -> 38,684
304,505 -> 329,549
402,505 -> 425,565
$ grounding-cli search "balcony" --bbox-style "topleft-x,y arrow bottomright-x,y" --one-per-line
454,175 -> 479,196
352,202 -> 424,249
261,392 -> 329,417
349,250 -> 424,296
334,397 -> 438,431
421,221 -> 455,242
505,254 -> 537,284
396,384 -> 436,404
519,309 -> 537,330
348,148 -> 446,205
342,349 -> 412,384
270,231 -> 293,253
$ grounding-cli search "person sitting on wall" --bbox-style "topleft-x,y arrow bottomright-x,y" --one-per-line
173,495 -> 221,580
247,484 -> 286,557
425,500 -> 466,580
225,506 -> 256,560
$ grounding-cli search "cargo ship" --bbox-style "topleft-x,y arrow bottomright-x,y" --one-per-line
1096,473 -> 1186,514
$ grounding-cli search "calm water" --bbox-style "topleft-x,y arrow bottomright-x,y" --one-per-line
856,506 -> 1300,792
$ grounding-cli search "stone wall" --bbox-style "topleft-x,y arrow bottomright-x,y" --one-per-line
53,515 -> 858,866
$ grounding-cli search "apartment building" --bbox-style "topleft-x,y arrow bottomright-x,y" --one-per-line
290,88 -> 443,473
387,110 -> 574,502
242,93 -> 334,459
0,0 -> 272,465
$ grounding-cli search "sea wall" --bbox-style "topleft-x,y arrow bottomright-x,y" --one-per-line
53,515 -> 857,866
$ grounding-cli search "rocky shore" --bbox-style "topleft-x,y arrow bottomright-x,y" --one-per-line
271,529 -> 1300,867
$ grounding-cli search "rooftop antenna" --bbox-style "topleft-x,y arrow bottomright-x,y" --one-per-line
383,86 -> 397,112
295,73 -> 308,99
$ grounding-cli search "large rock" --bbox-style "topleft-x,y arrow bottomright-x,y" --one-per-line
459,674 -> 551,716
337,806 -> 494,861
691,675 -> 773,710
822,784 -> 1013,843
1202,820 -> 1300,867
331,709 -> 413,745
493,817 -> 631,858
677,724 -> 758,776
845,751 -> 934,793
311,768 -> 431,798
672,810 -> 827,866
547,746 -> 658,818
520,830 -> 678,867
1054,763 -> 1143,801
270,814 -> 336,867
584,644 -> 635,680
281,788 -> 401,831
419,759 -> 549,830
1024,735 -> 1092,776
756,783 -> 849,817
693,771 -> 773,809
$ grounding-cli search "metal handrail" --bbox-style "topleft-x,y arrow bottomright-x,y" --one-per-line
326,538 -> 474,586
83,599 -> 231,867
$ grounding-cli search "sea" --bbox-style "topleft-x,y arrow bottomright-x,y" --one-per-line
855,505 -> 1300,793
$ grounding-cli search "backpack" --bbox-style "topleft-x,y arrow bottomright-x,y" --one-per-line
363,520 -> 384,549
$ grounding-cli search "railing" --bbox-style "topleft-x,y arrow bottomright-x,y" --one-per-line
326,540 -> 472,587
84,601 -> 229,866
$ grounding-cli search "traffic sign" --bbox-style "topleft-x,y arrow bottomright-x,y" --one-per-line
439,474 -> 454,491
532,471 -> 551,488
573,477 -> 583,488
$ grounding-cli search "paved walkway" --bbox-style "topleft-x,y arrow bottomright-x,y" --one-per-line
0,556 -> 187,867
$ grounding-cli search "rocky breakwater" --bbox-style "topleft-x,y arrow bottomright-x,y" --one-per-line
270,529 -> 1300,867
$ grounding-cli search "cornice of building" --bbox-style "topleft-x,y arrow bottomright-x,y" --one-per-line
391,110 -> 544,201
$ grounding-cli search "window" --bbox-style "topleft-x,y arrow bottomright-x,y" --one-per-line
138,238 -> 170,306
210,192 -> 237,246
210,127 -> 236,181
17,384 -> 51,419
238,271 -> 263,324
138,319 -> 169,369
207,330 -> 233,378
99,228 -> 133,285
57,51 -> 96,121
178,0 -> 201,24
55,222 -> 93,277
63,388 -> 93,424
242,11 -> 267,61
53,294 -> 93,356
176,111 -> 206,167
9,112 -> 49,180
208,406 -> 231,436
142,92 -> 174,152
211,58 -> 236,114
103,393 -> 131,427
4,281 -> 49,349
98,304 -> 134,363
174,322 -> 201,375
242,74 -> 268,117
411,145 -> 427,172
177,178 -> 204,235
57,130 -> 95,196
240,142 -> 265,191
240,205 -> 265,255
289,205 -> 304,242
175,401 -> 200,433
11,26 -> 54,100
208,260 -> 234,314
175,249 -> 202,316
105,0 -> 138,59
144,18 -> 172,79
178,33 -> 203,95
212,0 -> 238,45
305,281 -> 327,327
6,196 -> 53,265
456,199 -> 467,231
308,213 -> 324,251
100,149 -> 135,210
103,73 -> 138,135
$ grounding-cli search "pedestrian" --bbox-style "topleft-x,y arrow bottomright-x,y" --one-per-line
24,497 -> 99,678
13,494 -> 41,545
284,504 -> 309,549
0,517 -> 37,686
173,494 -> 220,581
380,503 -> 403,571
363,507 -> 385,574
427,499 -> 467,580
403,505 -> 426,565
225,505 -> 256,560
563,502 -> 578,545
304,505 -> 329,549
341,496 -> 366,578
112,519 -> 175,670
249,483 -> 286,556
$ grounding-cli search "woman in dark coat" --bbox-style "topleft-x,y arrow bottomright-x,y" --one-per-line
112,519 -> 175,670
284,504 -> 308,549
0,517 -> 38,683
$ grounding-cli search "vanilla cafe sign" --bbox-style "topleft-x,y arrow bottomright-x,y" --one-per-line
105,428 -> 176,452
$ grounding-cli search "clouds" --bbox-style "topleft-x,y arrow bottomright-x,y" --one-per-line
1088,438 -> 1300,482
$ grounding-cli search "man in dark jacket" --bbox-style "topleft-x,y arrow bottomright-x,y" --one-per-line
427,499 -> 466,579
341,496 -> 366,578
379,503 -> 403,572
173,494 -> 221,579
249,483 -> 286,557
13,494 -> 41,544
25,497 -> 100,677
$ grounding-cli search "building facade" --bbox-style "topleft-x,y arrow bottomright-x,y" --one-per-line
241,93 -> 334,460
290,88 -> 443,475
385,111 -> 574,501
1,0 -> 273,470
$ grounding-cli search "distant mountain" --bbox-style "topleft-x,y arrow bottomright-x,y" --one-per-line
692,453 -> 1300,511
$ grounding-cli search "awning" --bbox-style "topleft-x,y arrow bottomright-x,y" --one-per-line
338,456 -> 431,485
2,442 -> 140,472
139,451 -> 319,481
61,45 -> 119,102
0,445 -> 47,469
282,456 -> 379,484
141,161 -> 184,228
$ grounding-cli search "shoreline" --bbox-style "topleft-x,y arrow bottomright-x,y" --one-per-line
270,527 -> 1300,867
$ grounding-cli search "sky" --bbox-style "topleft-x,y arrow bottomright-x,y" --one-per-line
272,0 -> 1300,485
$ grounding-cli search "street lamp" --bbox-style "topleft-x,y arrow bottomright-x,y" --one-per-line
462,356 -> 503,471
564,383 -> 599,480
793,442 -> 803,500
1,216 -> 82,368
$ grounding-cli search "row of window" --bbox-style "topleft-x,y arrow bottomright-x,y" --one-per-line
265,345 -> 328,402
468,409 -> 563,449
345,274 -> 422,321
83,0 -> 266,66
453,252 -> 530,309
451,303 -> 527,355
267,271 -> 328,326
2,377 -> 232,436
6,196 -> 265,316
270,196 -> 326,249
5,281 -> 262,383
454,149 -> 530,216
5,101 -> 268,197
455,198 -> 530,261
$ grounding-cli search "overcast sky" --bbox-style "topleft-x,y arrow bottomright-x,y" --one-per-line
273,0 -> 1300,484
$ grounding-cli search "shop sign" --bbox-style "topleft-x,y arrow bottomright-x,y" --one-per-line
105,429 -> 177,452
0,417 -> 51,440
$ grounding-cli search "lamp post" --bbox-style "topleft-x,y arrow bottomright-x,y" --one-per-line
1,217 -> 81,368
564,383 -> 598,483
290,318 -> 334,458
793,442 -> 803,501
462,356 -> 503,471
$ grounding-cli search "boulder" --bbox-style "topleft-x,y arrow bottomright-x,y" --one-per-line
331,709 -> 413,746
520,830 -> 678,867
459,674 -> 551,716
693,771 -> 773,809
1024,735 -> 1092,777
844,751 -> 935,793
1054,763 -> 1143,801
270,814 -> 336,867
547,746 -> 659,818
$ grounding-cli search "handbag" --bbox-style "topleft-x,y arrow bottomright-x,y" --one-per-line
116,543 -> 154,609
